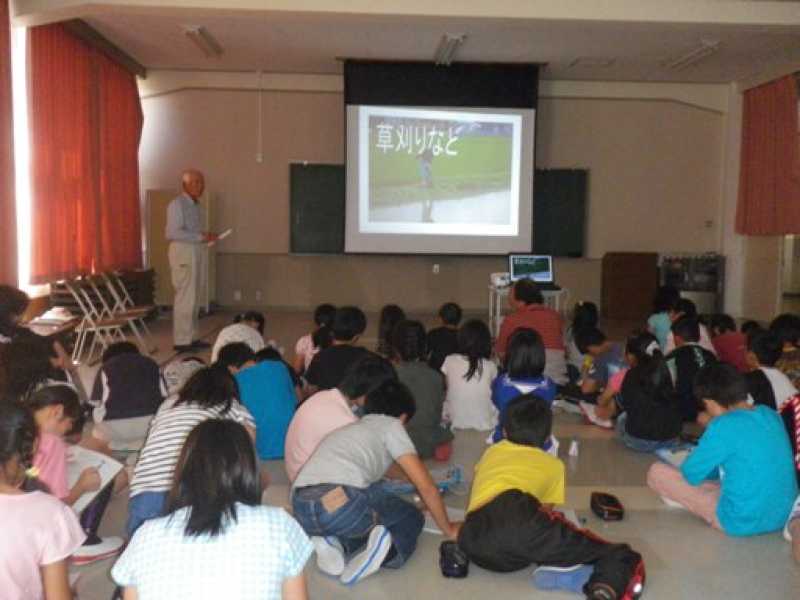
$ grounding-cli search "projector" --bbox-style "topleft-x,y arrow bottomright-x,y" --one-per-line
490,272 -> 511,288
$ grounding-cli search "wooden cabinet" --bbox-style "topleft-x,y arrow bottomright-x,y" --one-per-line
601,252 -> 659,321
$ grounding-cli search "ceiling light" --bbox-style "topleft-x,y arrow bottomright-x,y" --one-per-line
663,40 -> 719,71
434,34 -> 466,66
183,26 -> 223,59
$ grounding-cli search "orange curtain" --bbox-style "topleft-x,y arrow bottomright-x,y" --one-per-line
28,24 -> 142,283
736,75 -> 800,235
0,0 -> 16,285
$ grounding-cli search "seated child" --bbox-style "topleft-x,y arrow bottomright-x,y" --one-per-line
392,319 -> 453,459
293,303 -> 335,375
491,327 -> 556,442
665,317 -> 717,422
458,395 -> 645,600
745,329 -> 797,411
113,420 -> 312,600
647,364 -> 798,536
565,301 -> 599,384
27,383 -> 124,564
647,285 -> 680,350
227,345 -> 299,461
304,306 -> 371,394
162,355 -> 205,397
786,495 -> 800,564
376,304 -> 406,358
612,332 -> 683,453
89,341 -> 166,451
291,379 -> 459,585
128,366 -> 255,536
441,319 -> 498,431
0,402 -> 86,600
427,302 -> 462,371
663,299 -> 717,356
709,314 -> 748,372
211,311 -> 267,362
284,354 -> 395,482
770,313 -> 800,389
575,328 -> 627,400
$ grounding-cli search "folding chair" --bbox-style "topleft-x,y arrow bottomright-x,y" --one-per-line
85,275 -> 153,354
64,279 -> 128,364
102,272 -> 157,353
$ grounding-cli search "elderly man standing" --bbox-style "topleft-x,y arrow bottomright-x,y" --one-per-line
166,169 -> 217,352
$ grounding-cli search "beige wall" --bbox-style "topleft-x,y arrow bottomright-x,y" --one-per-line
741,235 -> 782,322
140,85 -> 725,312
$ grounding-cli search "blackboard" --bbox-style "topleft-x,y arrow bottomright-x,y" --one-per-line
533,169 -> 588,258
289,164 -> 587,256
289,163 -> 346,254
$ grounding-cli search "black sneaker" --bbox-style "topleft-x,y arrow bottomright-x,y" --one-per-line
173,344 -> 194,353
191,340 -> 211,349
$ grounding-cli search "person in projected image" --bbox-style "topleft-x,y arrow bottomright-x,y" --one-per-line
417,148 -> 434,222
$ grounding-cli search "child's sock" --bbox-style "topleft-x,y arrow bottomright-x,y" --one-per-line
532,564 -> 594,594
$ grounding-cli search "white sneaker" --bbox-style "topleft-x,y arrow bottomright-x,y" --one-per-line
339,525 -> 393,586
71,536 -> 124,565
312,536 -> 346,576
659,496 -> 685,509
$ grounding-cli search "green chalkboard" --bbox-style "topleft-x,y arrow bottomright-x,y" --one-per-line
533,169 -> 588,258
290,163 -> 346,254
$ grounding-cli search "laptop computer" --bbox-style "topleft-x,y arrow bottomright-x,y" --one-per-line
508,254 -> 561,291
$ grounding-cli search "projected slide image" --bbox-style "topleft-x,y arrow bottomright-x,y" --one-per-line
358,107 -> 521,236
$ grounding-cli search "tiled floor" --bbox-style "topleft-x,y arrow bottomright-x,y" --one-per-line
71,309 -> 800,600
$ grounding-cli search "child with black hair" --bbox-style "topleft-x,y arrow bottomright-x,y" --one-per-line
740,319 -> 761,337
744,329 -> 797,411
293,303 -> 336,375
27,383 -> 124,564
647,285 -> 680,350
491,327 -> 556,443
0,402 -> 86,600
211,311 -> 269,362
770,313 -> 800,389
709,313 -> 748,372
459,395 -> 645,600
392,319 -> 453,459
304,306 -> 371,394
427,301 -> 462,371
611,332 -> 683,452
291,379 -> 460,585
663,298 -> 717,356
376,304 -> 406,359
648,364 -> 798,536
88,341 -> 166,451
128,365 -> 256,536
235,345 -> 298,461
565,301 -> 599,384
665,317 -> 717,422
575,328 -> 627,399
441,319 -> 498,431
114,420 -> 312,600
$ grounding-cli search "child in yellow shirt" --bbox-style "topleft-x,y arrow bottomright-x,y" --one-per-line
458,394 -> 645,600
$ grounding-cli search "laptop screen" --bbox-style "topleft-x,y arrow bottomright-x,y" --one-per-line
509,254 -> 554,283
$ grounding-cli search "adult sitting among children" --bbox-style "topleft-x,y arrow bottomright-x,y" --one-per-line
495,279 -> 567,385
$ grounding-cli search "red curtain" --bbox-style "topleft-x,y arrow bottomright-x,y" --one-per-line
0,0 -> 16,285
736,75 -> 800,235
28,24 -> 143,283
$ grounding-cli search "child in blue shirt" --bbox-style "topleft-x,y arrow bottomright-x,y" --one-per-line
491,328 -> 556,443
647,363 -> 797,536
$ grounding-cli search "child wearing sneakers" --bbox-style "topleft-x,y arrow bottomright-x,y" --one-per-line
647,364 -> 798,536
458,395 -> 645,600
291,379 -> 459,585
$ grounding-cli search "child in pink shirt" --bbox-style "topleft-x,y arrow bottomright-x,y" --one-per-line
28,383 -> 123,564
0,402 -> 85,600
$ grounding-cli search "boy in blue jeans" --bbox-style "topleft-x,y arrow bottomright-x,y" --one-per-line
648,363 -> 798,536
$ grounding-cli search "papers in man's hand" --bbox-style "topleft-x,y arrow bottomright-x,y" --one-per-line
66,446 -> 123,513
579,401 -> 613,429
207,228 -> 233,247
655,448 -> 692,468
424,507 -> 466,534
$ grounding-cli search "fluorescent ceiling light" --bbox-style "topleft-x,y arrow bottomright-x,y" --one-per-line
183,26 -> 223,59
664,40 -> 719,71
434,34 -> 465,66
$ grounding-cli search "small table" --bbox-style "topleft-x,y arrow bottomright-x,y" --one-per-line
23,317 -> 80,339
488,285 -> 569,338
